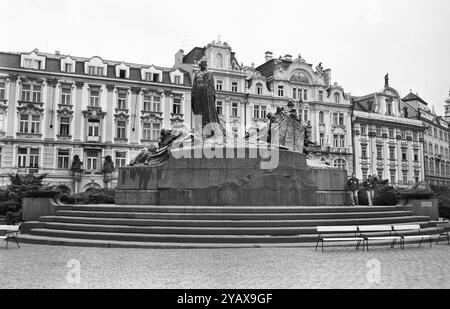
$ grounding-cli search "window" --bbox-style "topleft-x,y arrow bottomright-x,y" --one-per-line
152,123 -> 160,140
0,81 -> 5,100
390,147 -> 396,160
17,148 -> 27,168
334,159 -> 346,170
143,122 -> 160,141
172,97 -> 182,114
216,54 -> 223,68
116,120 -> 127,139
87,120 -> 100,137
415,172 -> 420,184
361,125 -> 367,135
293,88 -> 298,100
117,91 -> 127,109
19,114 -> 40,134
389,128 -> 394,138
253,105 -> 260,119
338,113 -> 344,126
333,135 -> 339,148
143,94 -> 161,113
24,59 -> 41,69
332,113 -> 338,125
334,92 -> 340,103
231,103 -> 238,117
64,63 -> 72,73
86,150 -> 99,171
413,132 -> 418,141
256,83 -> 263,95
61,87 -> 71,105
376,126 -> 381,136
390,170 -> 396,185
115,152 -> 127,168
362,169 -> 368,180
174,75 -> 181,84
435,145 -> 439,155
377,145 -> 383,159
88,66 -> 104,76
303,89 -> 308,101
90,89 -> 100,107
430,159 -> 434,173
142,122 -> 152,140
216,101 -> 223,115
152,73 -> 160,82
319,133 -> 325,146
216,80 -> 223,91
59,116 -> 70,136
319,111 -> 324,124
429,143 -> 433,154
402,171 -> 408,184
29,148 -> 39,168
261,106 -> 267,119
402,148 -> 407,161
21,84 -> 41,102
319,90 -> 323,102
387,102 -> 392,115
119,69 -> 126,79
57,149 -> 70,169
414,149 -> 419,162
145,73 -> 152,82
434,128 -> 437,138
440,131 -> 443,140
401,130 -> 406,139
278,85 -> 284,97
339,135 -> 345,148
361,145 -> 367,158
231,82 -> 238,92
377,169 -> 384,179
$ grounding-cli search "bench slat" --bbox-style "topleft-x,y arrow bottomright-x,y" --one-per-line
392,225 -> 420,231
322,237 -> 364,241
317,226 -> 358,232
358,225 -> 393,232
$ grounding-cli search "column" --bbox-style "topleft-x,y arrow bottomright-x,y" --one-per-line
105,84 -> 115,145
73,82 -> 84,142
6,74 -> 19,138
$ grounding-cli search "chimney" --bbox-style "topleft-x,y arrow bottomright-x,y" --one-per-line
265,51 -> 273,62
174,49 -> 184,67
55,50 -> 60,56
33,48 -> 39,53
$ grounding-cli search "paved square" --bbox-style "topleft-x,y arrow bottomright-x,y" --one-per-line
0,244 -> 449,288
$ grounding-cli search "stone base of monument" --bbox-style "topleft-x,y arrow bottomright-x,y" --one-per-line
116,148 -> 351,206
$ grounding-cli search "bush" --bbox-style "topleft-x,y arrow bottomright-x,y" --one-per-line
23,190 -> 62,199
357,185 -> 399,206
430,185 -> 450,220
60,188 -> 115,205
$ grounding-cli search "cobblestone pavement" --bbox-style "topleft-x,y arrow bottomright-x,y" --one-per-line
0,243 -> 449,289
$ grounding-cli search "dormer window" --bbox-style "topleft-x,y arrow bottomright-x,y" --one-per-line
88,66 -> 104,76
24,59 -> 41,70
256,83 -> 263,95
174,75 -> 181,84
334,92 -> 340,103
61,56 -> 76,73
119,70 -> 126,79
64,63 -> 73,73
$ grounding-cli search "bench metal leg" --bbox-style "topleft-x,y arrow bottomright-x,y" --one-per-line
436,234 -> 441,245
429,237 -> 432,248
418,237 -> 423,248
5,238 -> 8,250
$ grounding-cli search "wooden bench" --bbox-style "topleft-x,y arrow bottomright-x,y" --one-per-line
357,225 -> 402,251
316,226 -> 364,252
0,225 -> 21,249
392,224 -> 432,249
436,222 -> 450,245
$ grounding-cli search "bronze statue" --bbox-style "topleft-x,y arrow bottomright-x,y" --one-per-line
70,155 -> 83,172
385,73 -> 389,88
191,59 -> 223,136
102,155 -> 115,173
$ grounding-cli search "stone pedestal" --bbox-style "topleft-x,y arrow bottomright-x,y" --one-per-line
116,148 -> 350,206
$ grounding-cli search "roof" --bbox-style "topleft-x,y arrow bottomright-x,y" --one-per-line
183,47 -> 205,64
403,92 -> 428,105
0,51 -> 191,87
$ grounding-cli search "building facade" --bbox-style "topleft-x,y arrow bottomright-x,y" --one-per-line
0,49 -> 192,192
352,79 -> 426,186
402,92 -> 450,187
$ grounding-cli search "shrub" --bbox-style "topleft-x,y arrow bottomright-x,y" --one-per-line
60,188 -> 115,205
357,185 -> 398,206
23,190 -> 62,199
430,185 -> 450,220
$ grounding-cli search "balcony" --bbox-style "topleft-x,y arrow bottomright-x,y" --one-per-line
85,136 -> 102,143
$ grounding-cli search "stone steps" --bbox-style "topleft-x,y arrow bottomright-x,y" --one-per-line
55,205 -> 411,214
38,215 -> 429,228
18,203 -> 436,248
55,210 -> 414,220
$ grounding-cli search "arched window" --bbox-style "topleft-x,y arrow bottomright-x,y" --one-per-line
256,83 -> 263,95
319,111 -> 324,124
334,159 -> 346,170
216,53 -> 223,68
334,92 -> 340,103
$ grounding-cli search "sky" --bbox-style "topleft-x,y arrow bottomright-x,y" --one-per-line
1,0 -> 449,114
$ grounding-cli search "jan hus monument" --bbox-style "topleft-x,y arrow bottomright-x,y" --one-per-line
116,60 -> 350,206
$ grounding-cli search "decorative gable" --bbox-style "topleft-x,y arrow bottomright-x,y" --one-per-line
20,50 -> 46,70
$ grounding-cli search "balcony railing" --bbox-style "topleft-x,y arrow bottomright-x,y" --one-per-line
85,136 -> 102,143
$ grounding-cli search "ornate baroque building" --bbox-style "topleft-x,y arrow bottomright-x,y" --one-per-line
352,78 -> 426,186
0,49 -> 192,192
402,92 -> 450,187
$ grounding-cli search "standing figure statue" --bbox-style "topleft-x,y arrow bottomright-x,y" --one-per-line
192,59 -> 223,137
